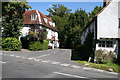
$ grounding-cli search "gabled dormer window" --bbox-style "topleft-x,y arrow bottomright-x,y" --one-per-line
31,14 -> 37,20
49,21 -> 52,26
53,23 -> 55,27
44,18 -> 47,23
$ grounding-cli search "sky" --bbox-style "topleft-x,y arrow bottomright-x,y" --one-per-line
28,2 -> 103,15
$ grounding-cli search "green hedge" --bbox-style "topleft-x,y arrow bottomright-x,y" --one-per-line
29,40 -> 48,51
72,44 -> 93,61
2,37 -> 21,51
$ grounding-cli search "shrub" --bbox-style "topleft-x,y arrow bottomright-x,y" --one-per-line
72,44 -> 93,61
29,40 -> 48,51
95,50 -> 117,64
2,37 -> 21,51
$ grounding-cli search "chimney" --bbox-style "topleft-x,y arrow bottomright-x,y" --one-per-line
103,0 -> 110,7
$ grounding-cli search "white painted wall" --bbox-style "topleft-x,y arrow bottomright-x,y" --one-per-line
97,1 -> 119,39
55,32 -> 58,40
20,27 -> 30,36
47,29 -> 52,39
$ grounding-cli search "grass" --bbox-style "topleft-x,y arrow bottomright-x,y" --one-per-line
76,60 -> 120,73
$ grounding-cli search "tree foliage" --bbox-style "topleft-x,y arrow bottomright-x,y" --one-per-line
89,6 -> 103,19
47,4 -> 89,48
47,4 -> 72,17
2,2 -> 31,38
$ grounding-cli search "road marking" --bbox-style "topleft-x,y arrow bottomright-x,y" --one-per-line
16,56 -> 20,58
71,65 -> 80,68
0,53 -> 2,55
22,57 -> 26,58
3,54 -> 7,55
83,67 -> 92,70
34,54 -> 50,58
53,72 -> 86,78
51,61 -> 60,64
28,58 -> 33,60
0,61 -> 7,64
41,60 -> 50,63
10,55 -> 15,57
60,63 -> 70,67
34,59 -> 40,61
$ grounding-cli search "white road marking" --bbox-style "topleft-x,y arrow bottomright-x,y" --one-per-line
34,54 -> 50,58
0,61 -> 7,64
71,65 -> 80,68
16,56 -> 20,58
83,67 -> 92,70
0,53 -> 2,55
53,72 -> 86,78
10,55 -> 15,57
22,57 -> 26,58
60,63 -> 70,67
3,54 -> 7,55
34,59 -> 40,61
28,58 -> 33,60
41,60 -> 50,63
51,61 -> 60,64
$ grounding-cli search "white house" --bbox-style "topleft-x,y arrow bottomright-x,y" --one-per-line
80,0 -> 120,55
20,10 -> 59,49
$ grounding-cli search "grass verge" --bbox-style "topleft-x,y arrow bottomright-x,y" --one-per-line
76,60 -> 120,73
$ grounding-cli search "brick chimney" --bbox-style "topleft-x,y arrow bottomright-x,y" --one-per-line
103,0 -> 111,7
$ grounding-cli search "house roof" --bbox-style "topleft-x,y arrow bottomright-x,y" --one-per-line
22,10 -> 57,31
81,0 -> 112,34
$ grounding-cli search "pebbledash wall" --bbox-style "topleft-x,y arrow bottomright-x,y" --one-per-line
81,0 -> 120,55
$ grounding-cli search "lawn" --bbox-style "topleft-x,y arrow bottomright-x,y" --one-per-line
76,60 -> 120,73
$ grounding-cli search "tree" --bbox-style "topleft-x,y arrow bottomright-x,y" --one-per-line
47,4 -> 72,17
47,4 -> 89,49
89,6 -> 103,19
2,2 -> 31,38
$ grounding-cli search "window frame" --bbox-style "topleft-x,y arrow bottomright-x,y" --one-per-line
31,14 -> 37,20
98,40 -> 114,48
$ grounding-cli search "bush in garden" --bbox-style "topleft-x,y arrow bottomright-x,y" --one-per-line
95,50 -> 117,64
72,44 -> 92,61
2,37 -> 21,51
29,40 -> 48,51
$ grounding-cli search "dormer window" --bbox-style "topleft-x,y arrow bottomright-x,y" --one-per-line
53,23 -> 55,27
49,21 -> 52,26
31,14 -> 37,20
44,18 -> 47,23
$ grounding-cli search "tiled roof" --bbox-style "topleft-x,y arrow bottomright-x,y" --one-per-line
22,10 -> 57,31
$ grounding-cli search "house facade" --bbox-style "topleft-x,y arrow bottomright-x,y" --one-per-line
19,10 -> 59,49
81,0 -> 120,55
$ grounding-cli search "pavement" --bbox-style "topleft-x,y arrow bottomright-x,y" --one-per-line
0,49 -> 119,80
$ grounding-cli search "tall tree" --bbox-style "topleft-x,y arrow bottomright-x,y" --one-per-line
47,4 -> 89,48
89,6 -> 103,19
2,2 -> 31,38
47,4 -> 72,17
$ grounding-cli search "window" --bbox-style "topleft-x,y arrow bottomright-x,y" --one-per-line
53,23 -> 55,27
31,14 -> 37,20
106,41 -> 113,47
44,18 -> 47,23
98,41 -> 105,47
49,21 -> 52,26
98,40 -> 113,48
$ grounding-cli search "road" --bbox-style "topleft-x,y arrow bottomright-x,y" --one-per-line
0,49 -> 119,80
